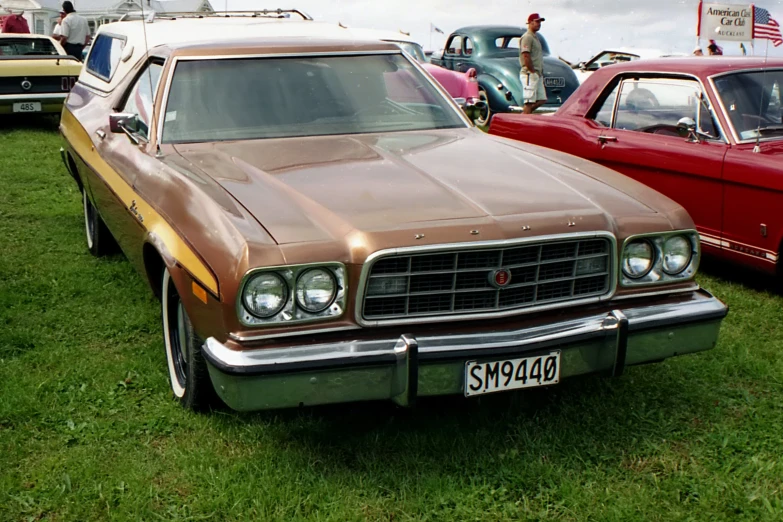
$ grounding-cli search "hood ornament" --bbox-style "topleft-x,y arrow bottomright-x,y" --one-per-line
567,219 -> 576,227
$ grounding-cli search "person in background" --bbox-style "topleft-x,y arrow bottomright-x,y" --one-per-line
53,1 -> 89,60
1,12 -> 31,33
707,40 -> 723,55
693,47 -> 704,56
52,11 -> 66,39
520,13 -> 547,114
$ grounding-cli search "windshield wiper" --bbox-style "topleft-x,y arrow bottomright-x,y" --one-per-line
756,125 -> 783,135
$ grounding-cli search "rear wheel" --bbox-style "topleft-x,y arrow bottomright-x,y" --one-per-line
475,86 -> 492,127
83,190 -> 116,256
161,268 -> 219,411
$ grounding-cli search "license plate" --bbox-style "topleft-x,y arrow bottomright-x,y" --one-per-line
465,351 -> 560,397
544,77 -> 565,88
13,102 -> 41,113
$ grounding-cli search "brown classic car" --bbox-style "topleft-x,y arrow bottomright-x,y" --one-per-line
59,13 -> 727,412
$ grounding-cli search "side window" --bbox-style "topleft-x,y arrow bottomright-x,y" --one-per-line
591,84 -> 620,127
121,62 -> 163,140
86,34 -> 125,82
463,37 -> 474,56
613,78 -> 717,138
446,36 -> 462,56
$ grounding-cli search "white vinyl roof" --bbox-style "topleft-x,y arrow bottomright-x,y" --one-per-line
79,16 -> 418,92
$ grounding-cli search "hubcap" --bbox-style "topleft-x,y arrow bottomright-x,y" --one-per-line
477,89 -> 491,126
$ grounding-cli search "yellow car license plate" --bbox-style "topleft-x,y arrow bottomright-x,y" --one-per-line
13,102 -> 42,113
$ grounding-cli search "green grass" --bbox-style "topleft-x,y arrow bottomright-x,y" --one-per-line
2,122 -> 783,521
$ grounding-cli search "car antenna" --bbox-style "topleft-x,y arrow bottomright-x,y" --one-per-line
752,39 -> 772,154
138,1 -> 161,157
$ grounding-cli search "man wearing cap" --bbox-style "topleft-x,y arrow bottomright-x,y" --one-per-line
520,13 -> 547,114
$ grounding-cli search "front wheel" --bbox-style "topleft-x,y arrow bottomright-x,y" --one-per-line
162,268 -> 219,411
83,190 -> 116,256
475,87 -> 492,127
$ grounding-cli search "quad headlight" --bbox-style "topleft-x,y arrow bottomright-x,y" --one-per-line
296,268 -> 337,313
662,235 -> 693,275
622,240 -> 654,279
238,263 -> 346,326
620,231 -> 699,286
243,273 -> 287,318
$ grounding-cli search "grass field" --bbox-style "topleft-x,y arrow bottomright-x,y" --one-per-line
1,121 -> 783,521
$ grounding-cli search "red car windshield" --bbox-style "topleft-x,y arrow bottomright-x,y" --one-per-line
161,53 -> 466,144
714,70 -> 783,140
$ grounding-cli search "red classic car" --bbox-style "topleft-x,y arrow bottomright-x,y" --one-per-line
490,57 -> 783,276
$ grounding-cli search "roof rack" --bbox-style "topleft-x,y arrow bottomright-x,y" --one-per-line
118,9 -> 313,23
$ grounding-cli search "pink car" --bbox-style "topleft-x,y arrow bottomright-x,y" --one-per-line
392,40 -> 480,106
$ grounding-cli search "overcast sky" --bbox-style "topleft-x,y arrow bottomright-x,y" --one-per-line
215,0 -> 783,61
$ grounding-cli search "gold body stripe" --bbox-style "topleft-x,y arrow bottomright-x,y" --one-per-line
61,109 -> 219,295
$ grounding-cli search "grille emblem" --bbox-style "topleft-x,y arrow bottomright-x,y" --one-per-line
21,79 -> 32,91
490,269 -> 512,288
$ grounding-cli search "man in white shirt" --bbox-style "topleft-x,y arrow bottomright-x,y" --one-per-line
54,1 -> 89,60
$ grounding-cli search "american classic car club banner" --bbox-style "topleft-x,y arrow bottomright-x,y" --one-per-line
697,2 -> 754,41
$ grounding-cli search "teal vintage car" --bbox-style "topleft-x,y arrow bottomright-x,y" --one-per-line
431,25 -> 579,125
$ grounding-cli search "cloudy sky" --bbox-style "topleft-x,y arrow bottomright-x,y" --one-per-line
216,0 -> 783,61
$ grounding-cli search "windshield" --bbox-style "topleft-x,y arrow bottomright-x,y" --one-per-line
0,37 -> 59,57
714,70 -> 783,140
392,41 -> 426,62
162,54 -> 466,144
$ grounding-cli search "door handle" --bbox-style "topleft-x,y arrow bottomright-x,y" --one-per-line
95,129 -> 106,140
597,135 -> 617,144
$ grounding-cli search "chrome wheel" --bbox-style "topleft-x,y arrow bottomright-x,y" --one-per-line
475,87 -> 492,127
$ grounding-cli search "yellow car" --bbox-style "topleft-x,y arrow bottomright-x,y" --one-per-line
0,33 -> 82,115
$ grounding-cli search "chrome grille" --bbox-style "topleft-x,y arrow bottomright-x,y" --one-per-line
361,237 -> 613,322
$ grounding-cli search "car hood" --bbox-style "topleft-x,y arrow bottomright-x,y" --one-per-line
172,128 -> 668,246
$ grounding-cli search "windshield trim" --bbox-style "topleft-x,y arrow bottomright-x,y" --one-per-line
708,68 -> 783,144
155,50 -> 471,147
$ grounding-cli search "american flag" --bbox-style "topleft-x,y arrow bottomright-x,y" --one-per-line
754,7 -> 783,47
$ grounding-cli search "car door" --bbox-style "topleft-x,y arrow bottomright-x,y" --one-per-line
94,60 -> 164,268
718,75 -> 783,272
582,76 -> 728,254
440,35 -> 462,71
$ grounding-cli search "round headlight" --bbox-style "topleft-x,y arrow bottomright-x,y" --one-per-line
662,235 -> 692,274
622,240 -> 654,278
243,273 -> 288,318
296,268 -> 337,313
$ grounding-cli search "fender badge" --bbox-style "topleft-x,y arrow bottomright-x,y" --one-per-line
129,200 -> 144,223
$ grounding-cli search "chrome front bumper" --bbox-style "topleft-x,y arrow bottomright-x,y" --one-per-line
203,289 -> 727,411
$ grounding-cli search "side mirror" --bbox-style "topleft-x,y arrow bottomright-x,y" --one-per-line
677,117 -> 702,142
110,112 -> 138,134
